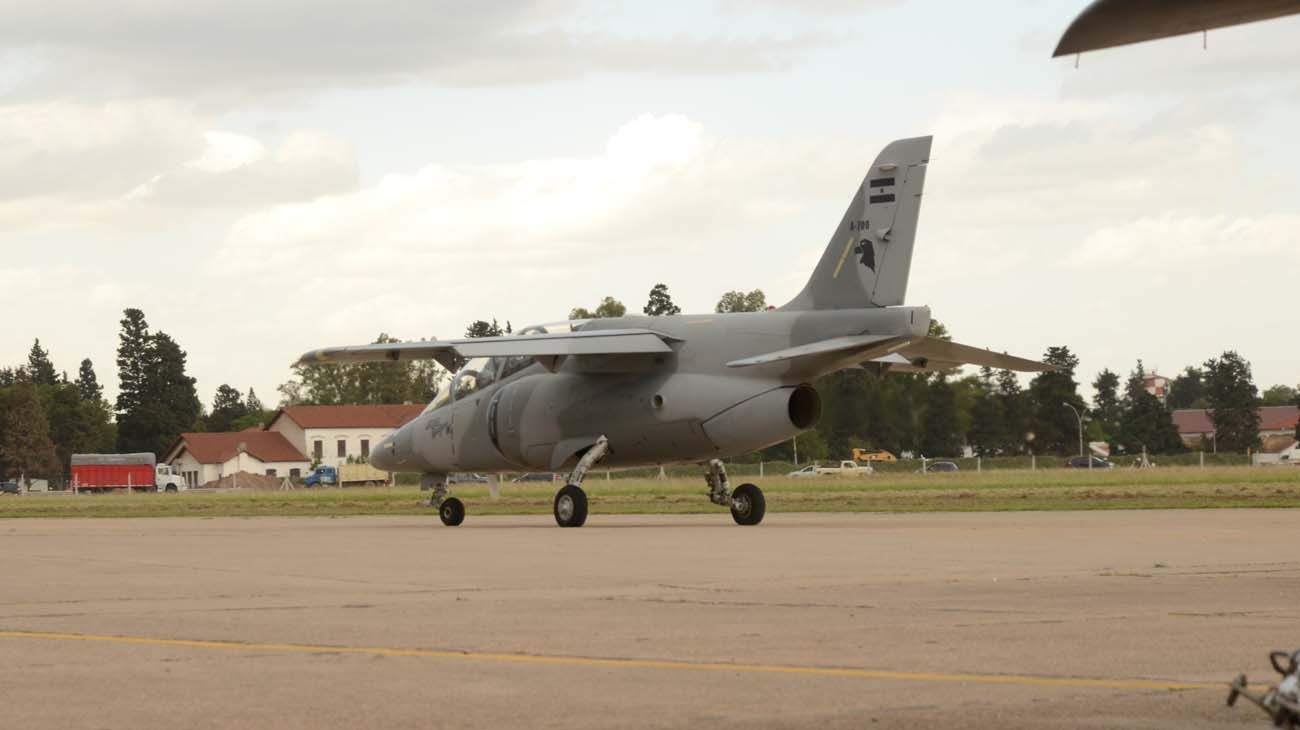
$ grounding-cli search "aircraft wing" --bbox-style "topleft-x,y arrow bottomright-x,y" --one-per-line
728,335 -> 1053,373
299,329 -> 680,369
1054,0 -> 1300,56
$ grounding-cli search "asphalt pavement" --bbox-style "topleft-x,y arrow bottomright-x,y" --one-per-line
2,510 -> 1293,728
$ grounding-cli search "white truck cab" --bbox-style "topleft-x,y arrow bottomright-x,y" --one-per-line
155,464 -> 186,492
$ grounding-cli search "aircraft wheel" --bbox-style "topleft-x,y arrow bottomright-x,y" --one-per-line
439,497 -> 466,526
730,483 -> 765,526
553,484 -> 588,528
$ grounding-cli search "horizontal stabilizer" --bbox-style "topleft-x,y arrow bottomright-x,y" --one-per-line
729,335 -> 1053,373
869,337 -> 1055,373
726,334 -> 904,368
299,329 -> 679,369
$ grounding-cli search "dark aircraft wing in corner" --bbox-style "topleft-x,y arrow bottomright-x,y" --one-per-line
1054,0 -> 1300,56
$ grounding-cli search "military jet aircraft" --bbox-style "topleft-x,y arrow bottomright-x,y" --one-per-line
299,136 -> 1051,528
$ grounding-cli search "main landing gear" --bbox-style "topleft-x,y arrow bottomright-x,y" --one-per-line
705,459 -> 766,526
424,474 -> 465,527
553,436 -> 608,528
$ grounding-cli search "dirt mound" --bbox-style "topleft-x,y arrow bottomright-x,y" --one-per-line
201,471 -> 286,491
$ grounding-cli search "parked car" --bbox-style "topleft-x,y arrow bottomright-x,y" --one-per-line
0,480 -> 20,495
1065,456 -> 1114,469
918,460 -> 959,473
449,473 -> 489,484
511,472 -> 556,483
788,464 -> 822,478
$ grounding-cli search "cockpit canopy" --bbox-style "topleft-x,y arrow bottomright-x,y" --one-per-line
422,321 -> 583,414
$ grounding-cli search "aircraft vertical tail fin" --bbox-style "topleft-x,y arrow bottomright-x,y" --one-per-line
781,136 -> 931,311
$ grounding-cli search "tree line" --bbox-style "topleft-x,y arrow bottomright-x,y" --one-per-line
5,289 -> 1294,480
2,309 -> 279,479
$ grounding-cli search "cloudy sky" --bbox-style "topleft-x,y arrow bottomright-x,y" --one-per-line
3,0 -> 1298,408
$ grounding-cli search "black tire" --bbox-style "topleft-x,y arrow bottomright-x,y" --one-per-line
165,485 -> 178,493
439,497 -> 466,526
730,483 -> 765,526
553,484 -> 588,528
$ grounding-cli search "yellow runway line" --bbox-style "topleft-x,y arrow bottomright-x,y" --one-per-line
0,630 -> 1217,691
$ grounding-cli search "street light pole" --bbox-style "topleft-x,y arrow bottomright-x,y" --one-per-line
1063,402 -> 1087,469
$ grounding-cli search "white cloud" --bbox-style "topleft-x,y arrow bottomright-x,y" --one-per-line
2,1 -> 823,103
0,99 -> 358,231
1069,215 -> 1300,269
129,129 -> 358,207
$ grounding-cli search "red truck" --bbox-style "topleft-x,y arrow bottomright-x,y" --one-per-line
70,453 -> 186,493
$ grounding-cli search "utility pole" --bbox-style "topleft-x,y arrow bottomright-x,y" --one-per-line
1063,402 -> 1087,469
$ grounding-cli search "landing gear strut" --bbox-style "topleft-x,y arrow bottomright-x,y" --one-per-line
554,436 -> 608,527
423,474 -> 464,527
705,459 -> 766,526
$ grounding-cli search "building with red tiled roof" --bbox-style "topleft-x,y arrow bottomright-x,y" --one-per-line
1171,406 -> 1300,451
265,404 -> 425,467
163,431 -> 310,487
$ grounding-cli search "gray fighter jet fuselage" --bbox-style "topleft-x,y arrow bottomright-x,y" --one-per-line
376,305 -> 929,476
300,135 -> 1051,527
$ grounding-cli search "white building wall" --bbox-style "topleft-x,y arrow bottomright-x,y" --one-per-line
170,451 -> 309,487
220,454 -> 310,480
301,427 -> 392,466
270,418 -> 307,458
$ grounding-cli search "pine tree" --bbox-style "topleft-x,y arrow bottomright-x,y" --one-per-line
75,359 -> 103,402
1167,366 -> 1206,410
149,332 -> 202,452
1027,347 -> 1085,455
1204,351 -> 1260,453
27,339 -> 57,386
920,375 -> 962,457
42,382 -> 115,469
1116,390 -> 1184,455
246,388 -> 263,413
643,283 -> 681,316
996,369 -> 1028,454
1123,359 -> 1148,404
1091,369 -> 1121,443
115,308 -> 152,449
2,383 -> 60,479
115,310 -> 202,455
206,384 -> 248,432
967,368 -> 1006,456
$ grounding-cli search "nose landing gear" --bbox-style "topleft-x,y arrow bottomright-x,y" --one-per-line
439,497 -> 465,526
553,436 -> 608,528
424,474 -> 465,527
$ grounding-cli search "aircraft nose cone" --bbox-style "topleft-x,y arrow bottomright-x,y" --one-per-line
371,429 -> 405,471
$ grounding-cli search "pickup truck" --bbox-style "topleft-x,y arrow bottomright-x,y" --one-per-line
788,461 -> 873,478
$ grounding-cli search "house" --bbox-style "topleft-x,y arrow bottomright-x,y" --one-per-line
1171,406 -> 1300,450
164,431 -> 310,488
1142,373 -> 1170,403
265,404 -> 426,467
